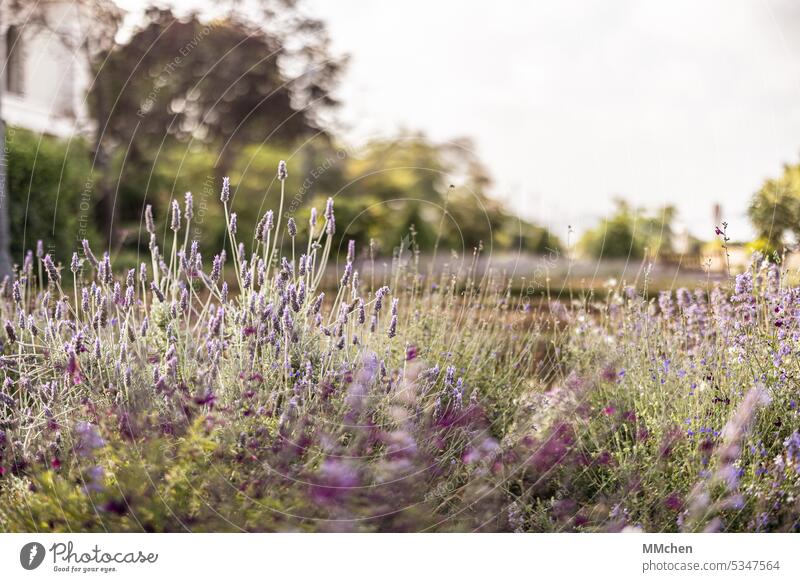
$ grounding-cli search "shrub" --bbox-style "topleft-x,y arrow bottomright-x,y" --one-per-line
5,126 -> 99,266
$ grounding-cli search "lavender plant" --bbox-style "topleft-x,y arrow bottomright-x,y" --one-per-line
0,161 -> 799,532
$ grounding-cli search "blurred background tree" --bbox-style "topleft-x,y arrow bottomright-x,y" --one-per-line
168,133 -> 561,259
748,160 -> 800,252
579,199 -> 678,260
89,4 -> 343,248
2,0 -> 561,269
314,135 -> 560,256
82,3 -> 559,260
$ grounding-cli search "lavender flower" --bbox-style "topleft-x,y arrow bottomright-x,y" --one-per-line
99,253 -> 112,285
374,286 -> 390,313
278,160 -> 288,181
4,321 -> 16,343
358,298 -> 366,324
73,422 -> 105,457
69,253 -> 81,273
145,204 -> 155,234
82,239 -> 98,268
340,261 -> 353,287
211,254 -> 223,282
261,211 -> 274,243
221,176 -> 231,203
151,282 -> 165,302
43,255 -> 60,284
184,191 -> 194,221
325,197 -> 336,235
170,200 -> 181,232
81,288 -> 90,312
312,293 -> 324,314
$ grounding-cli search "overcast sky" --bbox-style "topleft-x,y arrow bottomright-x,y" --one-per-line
119,0 -> 800,240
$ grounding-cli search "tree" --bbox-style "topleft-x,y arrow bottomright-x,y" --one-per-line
579,199 -> 677,260
748,161 -> 800,249
298,134 -> 560,254
88,4 -> 343,245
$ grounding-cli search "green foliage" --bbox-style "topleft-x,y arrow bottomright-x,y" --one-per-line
746,237 -> 782,262
80,5 -> 554,256
748,161 -> 800,247
128,136 -> 559,260
299,136 -> 558,255
0,417 -> 298,532
579,199 -> 676,259
5,126 -> 99,265
87,5 -> 344,245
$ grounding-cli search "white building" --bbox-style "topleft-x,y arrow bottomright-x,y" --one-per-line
1,1 -> 96,137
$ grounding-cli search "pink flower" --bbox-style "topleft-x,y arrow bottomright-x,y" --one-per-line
664,493 -> 683,511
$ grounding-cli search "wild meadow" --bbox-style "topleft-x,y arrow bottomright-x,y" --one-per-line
0,161 -> 799,533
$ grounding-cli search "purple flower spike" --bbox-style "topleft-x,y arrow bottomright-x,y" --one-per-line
220,176 -> 231,203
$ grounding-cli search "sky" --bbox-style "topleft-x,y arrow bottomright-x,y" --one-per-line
117,0 -> 800,241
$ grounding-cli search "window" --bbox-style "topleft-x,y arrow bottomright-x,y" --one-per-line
5,25 -> 24,95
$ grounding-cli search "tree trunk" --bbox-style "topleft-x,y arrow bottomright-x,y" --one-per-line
91,65 -> 116,250
0,14 -> 16,279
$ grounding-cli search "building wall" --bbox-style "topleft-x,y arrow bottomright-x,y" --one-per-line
1,1 -> 94,138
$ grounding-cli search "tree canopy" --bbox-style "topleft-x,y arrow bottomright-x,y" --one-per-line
579,199 -> 678,260
748,160 -> 800,250
88,4 -> 343,243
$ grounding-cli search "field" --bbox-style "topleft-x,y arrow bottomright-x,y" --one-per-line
0,170 -> 798,532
